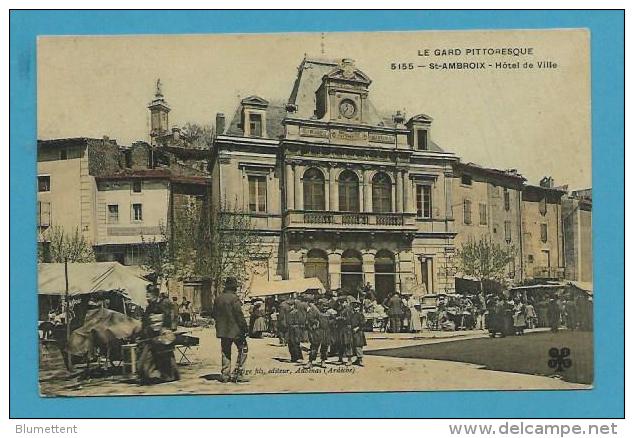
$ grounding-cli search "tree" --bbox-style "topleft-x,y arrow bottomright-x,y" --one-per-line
455,237 -> 516,296
180,123 -> 214,150
142,196 -> 270,305
39,226 -> 96,263
140,224 -> 175,288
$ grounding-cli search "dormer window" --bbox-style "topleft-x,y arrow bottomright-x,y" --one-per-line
241,96 -> 269,138
248,113 -> 263,138
416,129 -> 428,150
461,174 -> 472,186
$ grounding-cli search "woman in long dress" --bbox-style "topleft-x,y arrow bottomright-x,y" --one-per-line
513,301 -> 527,335
250,302 -> 267,338
408,299 -> 422,332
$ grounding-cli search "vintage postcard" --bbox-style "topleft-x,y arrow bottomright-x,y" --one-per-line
36,29 -> 593,397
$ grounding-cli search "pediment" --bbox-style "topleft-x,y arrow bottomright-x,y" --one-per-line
408,114 -> 434,124
241,95 -> 269,108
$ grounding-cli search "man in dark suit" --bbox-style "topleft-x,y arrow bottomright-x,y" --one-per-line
385,293 -> 404,333
212,277 -> 249,383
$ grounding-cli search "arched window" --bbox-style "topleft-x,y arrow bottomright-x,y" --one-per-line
338,170 -> 359,212
304,249 -> 329,289
372,172 -> 392,213
303,168 -> 325,211
374,250 -> 396,303
341,249 -> 363,294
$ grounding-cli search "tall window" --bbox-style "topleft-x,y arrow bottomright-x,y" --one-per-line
539,197 -> 548,216
504,220 -> 512,243
375,250 -> 396,303
338,170 -> 359,212
303,168 -> 325,211
463,199 -> 472,225
38,201 -> 51,227
416,185 -> 432,219
372,172 -> 392,213
421,257 -> 433,294
132,203 -> 143,222
38,176 -> 50,192
416,129 -> 428,151
540,223 -> 548,242
503,188 -> 510,211
107,205 -> 119,224
132,180 -> 142,193
479,203 -> 487,225
248,113 -> 263,137
248,175 -> 267,213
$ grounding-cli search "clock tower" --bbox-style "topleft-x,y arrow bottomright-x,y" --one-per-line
314,58 -> 372,124
148,78 -> 170,146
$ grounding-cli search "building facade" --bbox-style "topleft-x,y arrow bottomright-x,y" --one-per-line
563,189 -> 593,283
452,163 -> 525,286
521,178 -> 566,281
38,56 -> 593,307
212,58 -> 459,301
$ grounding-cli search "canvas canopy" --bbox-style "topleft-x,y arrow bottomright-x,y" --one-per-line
38,262 -> 149,306
66,307 -> 143,356
247,277 -> 325,298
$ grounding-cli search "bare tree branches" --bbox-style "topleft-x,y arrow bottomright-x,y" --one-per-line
455,237 -> 516,292
39,226 -> 96,263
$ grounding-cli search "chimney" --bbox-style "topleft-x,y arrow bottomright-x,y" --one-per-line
539,176 -> 554,188
216,113 -> 226,135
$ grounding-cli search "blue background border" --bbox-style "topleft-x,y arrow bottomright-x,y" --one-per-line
9,10 -> 624,418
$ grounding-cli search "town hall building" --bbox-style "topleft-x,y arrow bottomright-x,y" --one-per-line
212,57 -> 460,301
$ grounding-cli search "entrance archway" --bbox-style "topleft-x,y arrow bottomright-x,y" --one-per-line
341,249 -> 363,295
375,249 -> 396,303
304,249 -> 329,290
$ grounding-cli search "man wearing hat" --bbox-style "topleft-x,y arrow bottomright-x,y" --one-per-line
305,297 -> 330,368
138,284 -> 180,384
350,300 -> 367,366
335,298 -> 354,365
212,277 -> 249,383
286,299 -> 304,362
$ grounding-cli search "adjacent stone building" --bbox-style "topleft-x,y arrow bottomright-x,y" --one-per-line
563,189 -> 593,283
452,163 -> 525,286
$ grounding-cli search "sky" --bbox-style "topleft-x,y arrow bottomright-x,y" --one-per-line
37,29 -> 591,190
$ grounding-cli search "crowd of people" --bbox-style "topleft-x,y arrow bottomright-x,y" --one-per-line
484,292 -> 593,337
130,278 -> 593,385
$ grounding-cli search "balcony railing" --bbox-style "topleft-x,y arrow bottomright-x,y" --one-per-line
285,210 -> 416,230
532,266 -> 565,280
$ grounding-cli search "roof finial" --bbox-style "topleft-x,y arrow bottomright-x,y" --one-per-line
155,78 -> 163,97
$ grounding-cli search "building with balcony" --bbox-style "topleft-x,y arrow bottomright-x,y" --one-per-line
212,57 -> 459,301
451,163 -> 526,290
521,178 -> 566,281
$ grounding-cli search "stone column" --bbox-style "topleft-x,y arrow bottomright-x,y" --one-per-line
329,167 -> 338,211
363,169 -> 372,212
444,172 -> 453,220
285,163 -> 295,210
242,169 -> 249,211
294,164 -> 303,210
287,248 -> 305,280
403,170 -> 411,213
324,167 -> 330,211
362,251 -> 376,289
328,251 -> 342,290
396,170 -> 404,213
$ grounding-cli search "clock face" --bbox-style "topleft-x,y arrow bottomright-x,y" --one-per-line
339,99 -> 357,119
